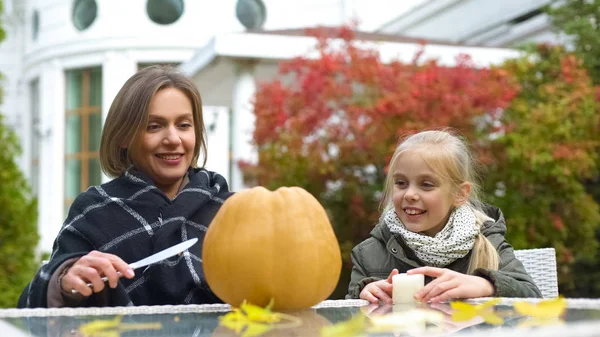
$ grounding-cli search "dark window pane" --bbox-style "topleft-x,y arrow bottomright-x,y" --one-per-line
73,0 -> 98,31
147,0 -> 184,25
65,114 -> 81,154
66,71 -> 82,110
88,158 -> 102,187
65,159 -> 82,199
90,67 -> 102,107
32,10 -> 40,41
89,113 -> 102,152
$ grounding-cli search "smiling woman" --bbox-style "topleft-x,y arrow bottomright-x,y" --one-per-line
18,66 -> 234,308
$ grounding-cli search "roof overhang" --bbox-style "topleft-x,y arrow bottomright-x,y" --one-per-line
180,31 -> 521,106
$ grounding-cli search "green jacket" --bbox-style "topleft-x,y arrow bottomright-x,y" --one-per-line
347,205 -> 542,299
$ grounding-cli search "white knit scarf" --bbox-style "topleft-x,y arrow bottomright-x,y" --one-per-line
385,204 -> 480,267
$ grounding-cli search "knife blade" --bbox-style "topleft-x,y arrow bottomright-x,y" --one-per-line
129,237 -> 198,270
72,237 -> 198,294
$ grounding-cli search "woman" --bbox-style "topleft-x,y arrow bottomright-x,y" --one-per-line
19,65 -> 233,308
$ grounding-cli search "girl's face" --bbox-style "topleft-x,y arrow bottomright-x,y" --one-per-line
128,87 -> 196,198
391,150 -> 463,237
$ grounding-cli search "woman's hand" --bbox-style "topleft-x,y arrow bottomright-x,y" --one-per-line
359,268 -> 399,304
408,267 -> 494,303
60,251 -> 135,296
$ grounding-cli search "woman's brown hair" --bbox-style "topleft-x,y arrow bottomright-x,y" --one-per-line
99,65 -> 207,177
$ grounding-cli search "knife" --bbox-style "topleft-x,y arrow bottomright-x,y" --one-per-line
71,237 -> 198,294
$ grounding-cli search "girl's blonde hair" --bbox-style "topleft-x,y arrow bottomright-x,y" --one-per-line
99,65 -> 207,178
381,129 -> 499,273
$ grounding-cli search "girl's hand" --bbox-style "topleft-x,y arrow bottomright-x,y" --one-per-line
60,251 -> 135,297
359,268 -> 399,304
407,267 -> 494,303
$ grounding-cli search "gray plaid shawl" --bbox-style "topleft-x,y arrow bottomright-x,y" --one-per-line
19,167 -> 232,308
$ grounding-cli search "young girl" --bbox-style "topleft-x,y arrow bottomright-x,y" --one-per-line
347,130 -> 541,303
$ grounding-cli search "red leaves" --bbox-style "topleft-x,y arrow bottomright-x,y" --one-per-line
247,25 -> 518,219
550,213 -> 565,231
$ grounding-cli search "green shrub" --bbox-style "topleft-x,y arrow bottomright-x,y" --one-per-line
0,113 -> 39,308
0,0 -> 40,307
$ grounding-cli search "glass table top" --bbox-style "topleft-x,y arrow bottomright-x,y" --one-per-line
2,298 -> 600,337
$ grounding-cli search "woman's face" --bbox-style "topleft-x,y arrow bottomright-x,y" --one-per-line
128,87 -> 196,198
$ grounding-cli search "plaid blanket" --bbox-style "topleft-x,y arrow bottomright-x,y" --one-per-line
18,167 -> 233,308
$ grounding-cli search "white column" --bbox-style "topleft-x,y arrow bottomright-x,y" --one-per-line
204,106 -> 231,179
101,51 -> 137,183
230,60 -> 257,191
38,60 -> 65,253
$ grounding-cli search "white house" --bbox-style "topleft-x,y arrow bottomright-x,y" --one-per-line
180,29 -> 521,194
0,0 -> 428,253
0,0 -> 566,254
377,0 -> 563,47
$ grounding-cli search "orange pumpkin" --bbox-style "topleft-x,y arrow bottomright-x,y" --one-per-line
202,186 -> 342,310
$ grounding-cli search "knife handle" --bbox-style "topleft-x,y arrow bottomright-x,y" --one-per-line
70,271 -> 122,294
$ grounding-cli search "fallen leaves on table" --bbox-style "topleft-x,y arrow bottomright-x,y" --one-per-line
219,299 -> 301,337
450,298 -> 504,325
513,297 -> 567,318
78,316 -> 162,337
516,317 -> 565,329
513,297 -> 567,329
320,312 -> 366,337
321,306 -> 445,337
368,308 -> 445,333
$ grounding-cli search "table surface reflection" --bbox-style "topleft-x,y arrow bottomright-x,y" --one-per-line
2,298 -> 600,337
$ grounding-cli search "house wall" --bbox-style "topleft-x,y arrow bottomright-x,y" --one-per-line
1,0 -> 426,253
1,0 -> 241,253
378,0 -> 563,47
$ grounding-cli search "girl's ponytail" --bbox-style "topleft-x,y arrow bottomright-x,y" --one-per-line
467,210 -> 499,274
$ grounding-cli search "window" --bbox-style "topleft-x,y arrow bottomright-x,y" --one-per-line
32,10 -> 39,41
509,8 -> 543,25
72,0 -> 98,31
236,0 -> 266,30
64,68 -> 102,214
30,79 -> 40,196
147,0 -> 184,25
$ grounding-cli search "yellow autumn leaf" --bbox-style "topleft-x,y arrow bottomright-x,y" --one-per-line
78,316 -> 161,337
221,309 -> 248,321
451,310 -> 478,322
475,298 -> 502,310
450,298 -> 501,312
241,323 -> 274,337
218,299 -> 302,337
84,332 -> 119,337
450,301 -> 478,312
79,316 -> 122,336
320,313 -> 366,337
220,314 -> 249,334
513,297 -> 566,318
481,313 -> 504,325
118,323 -> 162,332
450,299 -> 503,325
240,299 -> 281,324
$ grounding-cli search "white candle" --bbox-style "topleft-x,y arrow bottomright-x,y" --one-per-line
392,273 -> 424,304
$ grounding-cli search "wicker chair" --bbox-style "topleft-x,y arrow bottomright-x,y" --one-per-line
513,248 -> 559,298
